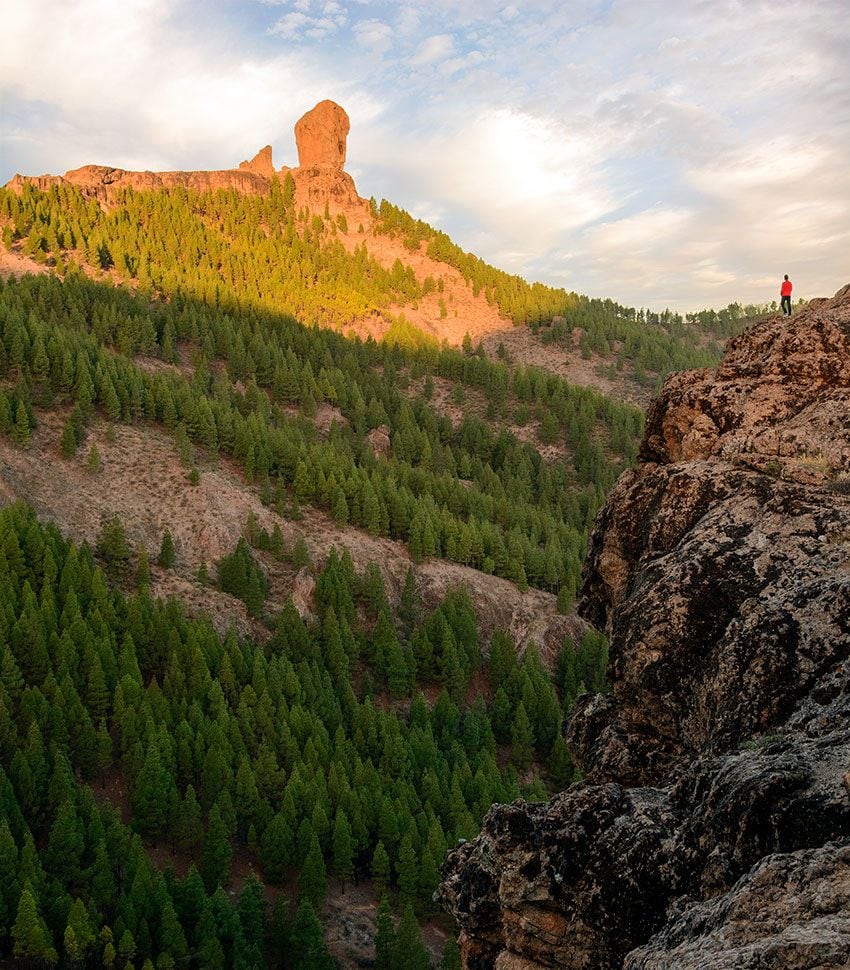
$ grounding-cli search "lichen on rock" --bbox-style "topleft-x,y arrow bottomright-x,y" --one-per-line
439,284 -> 850,969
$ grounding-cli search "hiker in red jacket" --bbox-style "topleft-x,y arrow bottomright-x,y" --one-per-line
780,275 -> 792,316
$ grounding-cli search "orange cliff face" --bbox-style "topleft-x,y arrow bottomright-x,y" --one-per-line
238,145 -> 275,179
294,99 -> 350,169
4,100 -> 369,221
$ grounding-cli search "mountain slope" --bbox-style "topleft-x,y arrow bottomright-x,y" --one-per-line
0,97 -> 808,970
2,99 -> 755,404
0,101 -> 638,969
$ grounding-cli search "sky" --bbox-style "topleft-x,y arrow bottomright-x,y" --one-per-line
1,0 -> 848,312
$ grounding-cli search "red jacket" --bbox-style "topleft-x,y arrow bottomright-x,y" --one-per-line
781,279 -> 792,297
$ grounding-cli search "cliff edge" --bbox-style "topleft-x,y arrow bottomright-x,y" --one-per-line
439,284 -> 850,969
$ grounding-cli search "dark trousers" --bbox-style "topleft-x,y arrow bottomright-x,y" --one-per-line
781,295 -> 792,315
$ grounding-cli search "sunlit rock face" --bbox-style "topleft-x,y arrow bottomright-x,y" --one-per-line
294,99 -> 350,170
239,145 -> 275,178
5,98 -> 367,218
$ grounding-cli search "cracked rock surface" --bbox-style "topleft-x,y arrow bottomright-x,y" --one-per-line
439,285 -> 850,968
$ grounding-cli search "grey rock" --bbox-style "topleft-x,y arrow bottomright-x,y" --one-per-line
440,285 -> 850,968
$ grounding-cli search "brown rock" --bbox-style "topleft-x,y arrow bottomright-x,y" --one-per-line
367,425 -> 391,458
440,284 -> 850,969
239,145 -> 275,178
5,99 -> 369,219
290,567 -> 316,622
294,99 -> 350,170
439,786 -> 681,970
7,163 -> 271,203
576,283 -> 850,784
287,167 -> 368,220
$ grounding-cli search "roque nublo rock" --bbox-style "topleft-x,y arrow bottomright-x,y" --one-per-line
439,284 -> 850,968
5,99 -> 367,218
294,99 -> 350,170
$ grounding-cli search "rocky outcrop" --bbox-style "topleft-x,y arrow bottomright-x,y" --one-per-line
285,164 -> 365,219
5,164 -> 269,201
624,843 -> 850,970
439,285 -> 850,968
5,101 -> 367,218
574,284 -> 850,785
239,145 -> 275,178
294,99 -> 349,170
438,785 -> 680,969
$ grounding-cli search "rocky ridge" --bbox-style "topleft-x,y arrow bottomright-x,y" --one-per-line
2,100 -> 518,349
439,284 -> 850,968
5,100 -> 367,218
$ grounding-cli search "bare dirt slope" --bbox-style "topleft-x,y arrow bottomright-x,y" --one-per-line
0,245 -> 44,279
481,323 -> 656,408
0,409 -> 583,659
339,229 -> 508,344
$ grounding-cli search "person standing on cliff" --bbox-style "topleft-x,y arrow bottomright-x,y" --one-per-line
780,275 -> 793,316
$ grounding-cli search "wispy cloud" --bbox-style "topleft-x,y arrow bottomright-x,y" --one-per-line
352,18 -> 394,52
410,34 -> 455,66
269,0 -> 348,40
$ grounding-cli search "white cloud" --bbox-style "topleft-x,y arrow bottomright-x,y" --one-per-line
689,140 -> 831,195
270,12 -> 310,38
587,208 -> 694,256
0,0 -> 368,173
353,18 -> 395,52
439,50 -> 486,77
396,6 -> 421,37
359,106 -> 618,265
411,34 -> 455,66
269,0 -> 346,40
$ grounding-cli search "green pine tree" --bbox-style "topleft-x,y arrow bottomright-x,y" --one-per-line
44,799 -> 84,881
393,903 -> 430,970
373,895 -> 395,970
132,742 -> 169,834
261,814 -> 292,884
11,402 -> 31,448
511,701 -> 534,769
96,515 -> 132,575
440,934 -> 462,970
157,530 -> 176,569
136,543 -> 151,588
289,898 -> 333,970
370,841 -> 390,896
298,832 -> 327,908
332,810 -> 354,890
159,899 -> 188,961
12,882 -> 58,965
201,804 -> 232,892
238,875 -> 266,957
60,420 -> 78,457
64,898 -> 95,963
87,442 -> 102,474
396,833 -> 418,904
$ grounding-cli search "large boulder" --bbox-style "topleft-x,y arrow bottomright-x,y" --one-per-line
294,99 -> 350,170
